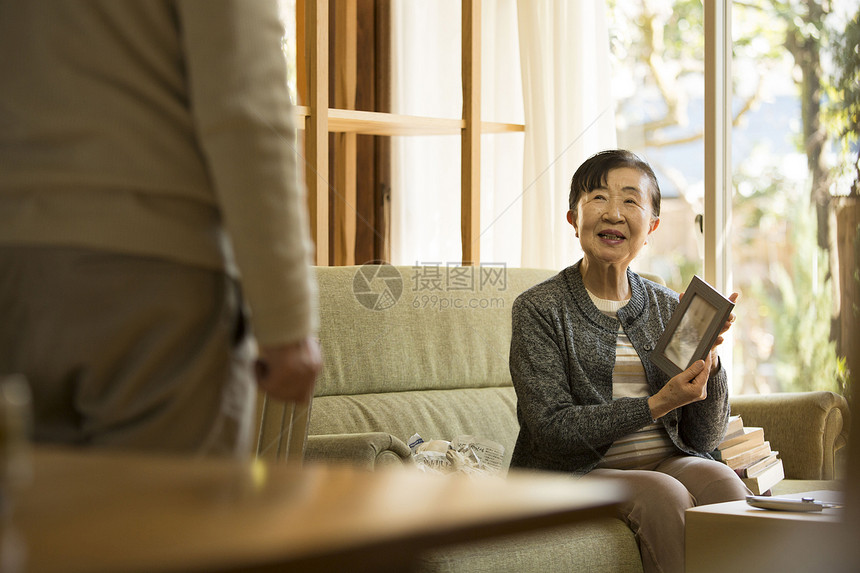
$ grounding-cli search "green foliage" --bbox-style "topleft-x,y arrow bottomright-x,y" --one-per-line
750,246 -> 847,394
660,0 -> 705,63
732,2 -> 792,61
734,158 -> 847,394
824,6 -> 860,193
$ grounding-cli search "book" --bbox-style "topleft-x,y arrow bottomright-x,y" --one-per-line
714,420 -> 785,493
724,415 -> 743,438
710,416 -> 744,453
741,451 -> 780,478
721,441 -> 772,470
741,458 -> 785,495
711,427 -> 765,460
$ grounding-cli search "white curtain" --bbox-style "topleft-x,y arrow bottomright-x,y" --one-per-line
479,0 -> 526,266
390,1 -> 462,266
390,0 -> 614,269
516,0 -> 617,269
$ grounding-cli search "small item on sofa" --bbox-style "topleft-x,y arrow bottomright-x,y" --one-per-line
409,434 -> 453,474
407,433 -> 505,477
451,435 -> 505,476
407,434 -> 426,452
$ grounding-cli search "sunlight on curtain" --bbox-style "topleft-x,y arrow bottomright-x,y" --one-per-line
390,0 -> 614,269
517,0 -> 617,269
391,0 -> 463,265
480,0 -> 525,266
390,1 -> 461,266
390,0 -> 524,267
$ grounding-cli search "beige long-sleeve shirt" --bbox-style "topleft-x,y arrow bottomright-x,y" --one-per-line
0,0 -> 317,345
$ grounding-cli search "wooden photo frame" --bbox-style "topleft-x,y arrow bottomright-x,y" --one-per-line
651,275 -> 735,378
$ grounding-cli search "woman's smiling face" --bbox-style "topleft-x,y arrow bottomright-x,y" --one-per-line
569,166 -> 660,270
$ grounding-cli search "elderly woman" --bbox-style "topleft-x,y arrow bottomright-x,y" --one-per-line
509,149 -> 748,573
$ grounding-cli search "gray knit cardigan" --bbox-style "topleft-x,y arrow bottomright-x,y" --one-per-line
509,261 -> 731,475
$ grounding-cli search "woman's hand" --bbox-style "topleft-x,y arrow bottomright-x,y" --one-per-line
707,292 -> 739,375
678,290 -> 739,377
647,354 -> 713,420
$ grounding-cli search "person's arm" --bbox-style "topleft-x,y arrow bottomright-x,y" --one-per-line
177,1 -> 321,398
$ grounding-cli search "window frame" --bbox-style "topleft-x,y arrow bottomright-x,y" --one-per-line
703,0 -> 732,294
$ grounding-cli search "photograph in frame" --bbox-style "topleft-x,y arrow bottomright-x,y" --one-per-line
651,275 -> 735,378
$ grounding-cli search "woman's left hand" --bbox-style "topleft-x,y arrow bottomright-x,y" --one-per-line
708,292 -> 739,376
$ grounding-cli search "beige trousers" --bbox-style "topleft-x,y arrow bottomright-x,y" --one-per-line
588,455 -> 751,573
0,245 -> 256,458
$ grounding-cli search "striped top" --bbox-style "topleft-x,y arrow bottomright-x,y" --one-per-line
587,290 -> 677,470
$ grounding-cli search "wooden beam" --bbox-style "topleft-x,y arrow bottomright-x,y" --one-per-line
296,0 -> 307,106
374,0 -> 392,263
293,107 -> 523,136
461,0 -> 481,265
305,0 -> 330,266
333,0 -> 357,266
704,0 -> 732,291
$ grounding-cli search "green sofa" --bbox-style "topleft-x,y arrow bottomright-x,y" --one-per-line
257,265 -> 850,572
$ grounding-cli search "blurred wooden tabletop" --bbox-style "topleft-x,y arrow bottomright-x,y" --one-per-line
0,446 -> 624,573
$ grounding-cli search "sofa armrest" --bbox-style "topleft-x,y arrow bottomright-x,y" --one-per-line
729,391 -> 850,480
305,432 -> 413,470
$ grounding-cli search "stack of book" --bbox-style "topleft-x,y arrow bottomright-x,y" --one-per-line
711,415 -> 784,495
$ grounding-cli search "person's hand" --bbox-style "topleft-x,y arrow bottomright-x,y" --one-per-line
648,353 -> 713,420
254,337 -> 322,403
679,291 -> 739,377
707,292 -> 738,375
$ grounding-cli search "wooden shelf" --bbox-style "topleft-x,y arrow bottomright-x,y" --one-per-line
299,0 -> 521,265
294,107 -> 524,136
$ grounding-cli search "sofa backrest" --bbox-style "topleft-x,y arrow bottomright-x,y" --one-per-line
314,265 -> 556,396
306,265 -> 556,467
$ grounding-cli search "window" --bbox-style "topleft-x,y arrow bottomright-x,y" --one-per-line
729,1 -> 856,395
608,0 -> 856,394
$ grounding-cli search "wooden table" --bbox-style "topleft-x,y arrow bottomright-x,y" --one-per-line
686,490 -> 851,573
0,447 -> 624,573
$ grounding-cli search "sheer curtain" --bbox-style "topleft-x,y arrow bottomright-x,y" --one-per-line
516,0 -> 616,269
391,0 -> 615,269
390,1 -> 463,266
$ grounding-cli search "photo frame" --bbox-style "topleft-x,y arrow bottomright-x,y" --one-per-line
651,275 -> 735,378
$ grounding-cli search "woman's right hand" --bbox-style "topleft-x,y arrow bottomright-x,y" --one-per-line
647,354 -> 712,420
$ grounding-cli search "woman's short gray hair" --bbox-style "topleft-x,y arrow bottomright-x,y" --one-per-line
568,149 -> 661,218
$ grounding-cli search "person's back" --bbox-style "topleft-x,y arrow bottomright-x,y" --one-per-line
0,0 -> 320,455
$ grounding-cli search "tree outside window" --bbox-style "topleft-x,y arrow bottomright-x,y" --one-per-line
607,0 -> 858,396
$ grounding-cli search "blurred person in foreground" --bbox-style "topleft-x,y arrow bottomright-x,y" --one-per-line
0,0 -> 321,457
509,149 -> 748,573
